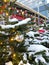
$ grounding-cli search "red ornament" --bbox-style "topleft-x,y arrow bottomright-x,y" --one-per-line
38,29 -> 45,34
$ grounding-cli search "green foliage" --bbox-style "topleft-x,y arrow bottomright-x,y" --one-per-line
41,42 -> 49,48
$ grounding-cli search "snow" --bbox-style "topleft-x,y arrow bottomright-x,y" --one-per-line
35,58 -> 38,63
0,17 -> 49,65
26,31 -> 34,37
24,63 -> 31,65
42,36 -> 48,39
46,52 -> 49,56
23,53 -> 27,60
25,38 -> 29,42
35,55 -> 47,64
28,45 -> 48,53
9,17 -> 18,22
47,63 -> 49,65
25,38 -> 32,42
0,18 -> 31,29
25,38 -> 29,45
15,18 -> 31,26
28,38 -> 33,42
18,60 -> 23,65
0,25 -> 15,29
18,60 -> 31,65
41,39 -> 47,43
25,38 -> 33,46
5,61 -> 13,65
0,20 -> 5,24
26,31 -> 39,37
25,29 -> 49,65
26,30 -> 49,44
0,31 -> 9,35
33,38 -> 41,44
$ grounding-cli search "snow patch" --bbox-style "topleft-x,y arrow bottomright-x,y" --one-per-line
0,18 -> 31,29
28,45 -> 48,53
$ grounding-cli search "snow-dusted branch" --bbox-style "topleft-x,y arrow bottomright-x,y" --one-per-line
0,18 -> 31,29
